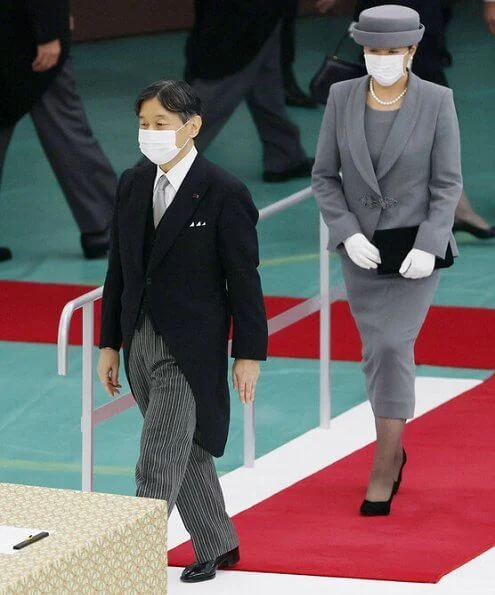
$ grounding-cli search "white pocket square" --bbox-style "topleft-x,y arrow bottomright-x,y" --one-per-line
190,221 -> 206,227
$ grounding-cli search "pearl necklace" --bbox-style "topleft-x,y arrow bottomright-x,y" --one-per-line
369,78 -> 407,106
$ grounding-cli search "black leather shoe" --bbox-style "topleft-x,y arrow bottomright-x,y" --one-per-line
284,70 -> 317,109
392,448 -> 407,496
0,247 -> 12,262
360,489 -> 395,516
180,546 -> 240,583
453,220 -> 495,239
80,226 -> 110,259
263,158 -> 314,183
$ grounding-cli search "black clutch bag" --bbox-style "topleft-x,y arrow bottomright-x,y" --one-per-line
372,226 -> 454,276
310,31 -> 366,105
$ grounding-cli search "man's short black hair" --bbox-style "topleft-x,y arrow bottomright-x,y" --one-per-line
135,80 -> 202,123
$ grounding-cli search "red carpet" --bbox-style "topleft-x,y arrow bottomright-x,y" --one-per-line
169,376 -> 495,583
0,280 -> 102,347
1,280 -> 494,368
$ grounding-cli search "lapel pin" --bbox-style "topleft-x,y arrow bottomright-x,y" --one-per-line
192,193 -> 200,199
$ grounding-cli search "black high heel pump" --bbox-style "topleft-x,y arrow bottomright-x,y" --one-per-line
392,448 -> 407,496
360,449 -> 407,516
360,491 -> 394,516
453,220 -> 495,239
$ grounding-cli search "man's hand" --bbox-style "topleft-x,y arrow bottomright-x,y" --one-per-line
32,39 -> 62,72
233,359 -> 260,404
97,348 -> 122,397
316,0 -> 337,14
485,2 -> 495,35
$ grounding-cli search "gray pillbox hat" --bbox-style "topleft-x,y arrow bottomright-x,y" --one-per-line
352,4 -> 425,48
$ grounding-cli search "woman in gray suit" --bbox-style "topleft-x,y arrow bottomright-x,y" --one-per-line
312,5 -> 462,516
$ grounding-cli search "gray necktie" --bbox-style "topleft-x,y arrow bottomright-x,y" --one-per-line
153,175 -> 169,228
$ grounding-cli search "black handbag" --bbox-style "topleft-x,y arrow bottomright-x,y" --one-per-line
310,30 -> 366,105
372,227 -> 454,276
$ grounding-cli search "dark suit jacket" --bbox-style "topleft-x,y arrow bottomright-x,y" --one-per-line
0,0 -> 71,128
185,0 -> 287,80
100,153 -> 268,457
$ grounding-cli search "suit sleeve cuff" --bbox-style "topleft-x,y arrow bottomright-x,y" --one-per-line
413,222 -> 450,259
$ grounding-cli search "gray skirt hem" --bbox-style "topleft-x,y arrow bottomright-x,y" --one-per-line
371,399 -> 414,420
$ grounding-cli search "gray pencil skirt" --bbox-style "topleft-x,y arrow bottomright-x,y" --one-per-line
340,255 -> 440,419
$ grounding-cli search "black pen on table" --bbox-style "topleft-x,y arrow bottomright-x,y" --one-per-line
13,531 -> 50,550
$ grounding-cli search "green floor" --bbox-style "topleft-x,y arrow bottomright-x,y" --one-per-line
0,3 -> 493,494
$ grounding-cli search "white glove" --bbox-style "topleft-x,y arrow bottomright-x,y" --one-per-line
399,248 -> 435,279
343,233 -> 381,270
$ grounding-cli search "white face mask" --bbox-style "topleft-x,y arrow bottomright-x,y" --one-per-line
138,121 -> 189,165
364,53 -> 408,87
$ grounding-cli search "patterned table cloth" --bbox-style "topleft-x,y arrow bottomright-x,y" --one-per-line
0,483 -> 167,594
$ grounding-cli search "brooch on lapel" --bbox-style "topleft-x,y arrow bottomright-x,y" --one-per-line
361,196 -> 399,210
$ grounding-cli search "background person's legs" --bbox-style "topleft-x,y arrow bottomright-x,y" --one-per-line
246,24 -> 309,176
192,24 -> 310,179
29,58 -> 117,238
0,126 -> 16,188
281,0 -> 316,108
191,70 -> 256,154
0,126 -> 16,261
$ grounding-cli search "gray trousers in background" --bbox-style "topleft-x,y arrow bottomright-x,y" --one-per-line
128,314 -> 239,563
192,24 -> 308,174
0,57 -> 116,234
341,255 -> 440,420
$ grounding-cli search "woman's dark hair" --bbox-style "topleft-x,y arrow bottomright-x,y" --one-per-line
134,80 -> 202,122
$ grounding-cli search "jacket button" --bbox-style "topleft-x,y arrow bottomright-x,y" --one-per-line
146,277 -> 152,285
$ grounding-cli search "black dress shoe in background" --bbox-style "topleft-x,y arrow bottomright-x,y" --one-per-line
453,220 -> 495,240
263,158 -> 314,183
284,69 -> 317,109
0,247 -> 12,262
80,226 -> 110,259
180,546 -> 240,583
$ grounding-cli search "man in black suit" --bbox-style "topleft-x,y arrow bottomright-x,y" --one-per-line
0,0 -> 117,261
97,80 -> 268,584
185,0 -> 313,183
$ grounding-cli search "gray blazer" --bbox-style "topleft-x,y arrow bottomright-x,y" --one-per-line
312,73 -> 463,258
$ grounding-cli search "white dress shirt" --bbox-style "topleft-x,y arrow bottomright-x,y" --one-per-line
153,145 -> 198,212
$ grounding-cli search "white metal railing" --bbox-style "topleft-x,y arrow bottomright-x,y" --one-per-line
57,185 -> 331,492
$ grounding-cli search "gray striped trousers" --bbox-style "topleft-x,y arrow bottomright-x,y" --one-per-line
128,314 -> 239,562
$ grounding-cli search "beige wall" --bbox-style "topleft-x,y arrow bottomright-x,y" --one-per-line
72,0 -> 356,42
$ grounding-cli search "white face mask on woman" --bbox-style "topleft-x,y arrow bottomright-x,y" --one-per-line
364,53 -> 409,87
138,121 -> 190,165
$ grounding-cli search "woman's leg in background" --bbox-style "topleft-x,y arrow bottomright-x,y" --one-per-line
455,191 -> 494,232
